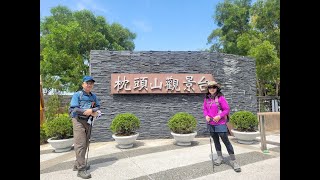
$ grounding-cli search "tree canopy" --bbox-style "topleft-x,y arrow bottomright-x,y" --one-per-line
40,6 -> 136,94
207,0 -> 280,96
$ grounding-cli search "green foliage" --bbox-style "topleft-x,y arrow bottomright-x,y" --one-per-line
207,0 -> 280,96
110,113 -> 140,136
40,124 -> 48,145
264,83 -> 276,96
249,41 -> 280,96
44,113 -> 73,140
45,94 -> 62,122
208,0 -> 252,54
40,5 -> 136,93
229,111 -> 258,132
251,0 -> 280,57
167,112 -> 197,134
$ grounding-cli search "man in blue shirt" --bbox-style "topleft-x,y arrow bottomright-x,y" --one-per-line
69,75 -> 100,179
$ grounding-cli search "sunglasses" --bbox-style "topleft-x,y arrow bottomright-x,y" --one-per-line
85,81 -> 94,85
208,86 -> 217,89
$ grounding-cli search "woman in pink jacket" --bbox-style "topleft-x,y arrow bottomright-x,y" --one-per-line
203,81 -> 241,172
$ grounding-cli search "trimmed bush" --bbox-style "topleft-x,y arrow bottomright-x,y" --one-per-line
168,112 -> 197,134
44,113 -> 73,140
40,124 -> 48,145
45,94 -> 62,122
229,111 -> 258,132
110,113 -> 140,136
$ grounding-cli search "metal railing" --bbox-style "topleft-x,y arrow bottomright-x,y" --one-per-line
257,97 -> 280,152
257,96 -> 280,112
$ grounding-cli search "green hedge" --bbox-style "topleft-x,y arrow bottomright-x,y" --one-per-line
229,111 -> 258,132
110,113 -> 140,136
40,124 -> 48,144
167,112 -> 197,134
44,113 -> 73,140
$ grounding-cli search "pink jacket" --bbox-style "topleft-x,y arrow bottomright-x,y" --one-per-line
203,95 -> 230,126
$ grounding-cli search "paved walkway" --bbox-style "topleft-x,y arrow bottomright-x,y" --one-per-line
40,133 -> 280,180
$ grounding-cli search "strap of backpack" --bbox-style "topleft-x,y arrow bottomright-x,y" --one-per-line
79,91 -> 83,101
78,90 -> 96,104
214,97 -> 221,112
214,96 -> 230,122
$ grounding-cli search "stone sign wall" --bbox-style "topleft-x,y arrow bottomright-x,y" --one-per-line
89,50 -> 257,142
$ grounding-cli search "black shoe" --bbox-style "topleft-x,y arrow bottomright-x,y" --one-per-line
73,164 -> 90,171
77,170 -> 92,179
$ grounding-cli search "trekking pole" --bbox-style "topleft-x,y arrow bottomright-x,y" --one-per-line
209,134 -> 215,172
85,102 -> 96,168
85,116 -> 93,168
208,118 -> 214,172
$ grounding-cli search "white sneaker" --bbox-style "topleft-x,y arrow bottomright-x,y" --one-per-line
214,156 -> 223,165
230,160 -> 241,172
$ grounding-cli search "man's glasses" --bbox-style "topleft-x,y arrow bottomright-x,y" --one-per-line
86,81 -> 94,85
208,86 -> 217,89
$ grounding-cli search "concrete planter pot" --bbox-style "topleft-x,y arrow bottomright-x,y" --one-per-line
47,137 -> 74,152
171,131 -> 197,146
112,133 -> 139,149
231,129 -> 260,144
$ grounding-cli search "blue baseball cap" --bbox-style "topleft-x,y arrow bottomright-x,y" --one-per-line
83,76 -> 95,82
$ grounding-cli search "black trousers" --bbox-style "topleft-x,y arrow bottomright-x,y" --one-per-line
210,132 -> 234,155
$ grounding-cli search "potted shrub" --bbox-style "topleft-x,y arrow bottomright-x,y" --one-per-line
40,124 -> 48,145
44,113 -> 74,152
229,110 -> 260,144
110,113 -> 140,149
167,112 -> 197,146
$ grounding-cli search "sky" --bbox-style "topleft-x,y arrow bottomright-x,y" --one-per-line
40,0 -> 225,51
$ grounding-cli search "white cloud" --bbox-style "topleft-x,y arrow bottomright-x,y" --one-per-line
132,20 -> 152,32
75,0 -> 108,14
92,4 -> 108,13
76,3 -> 86,10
